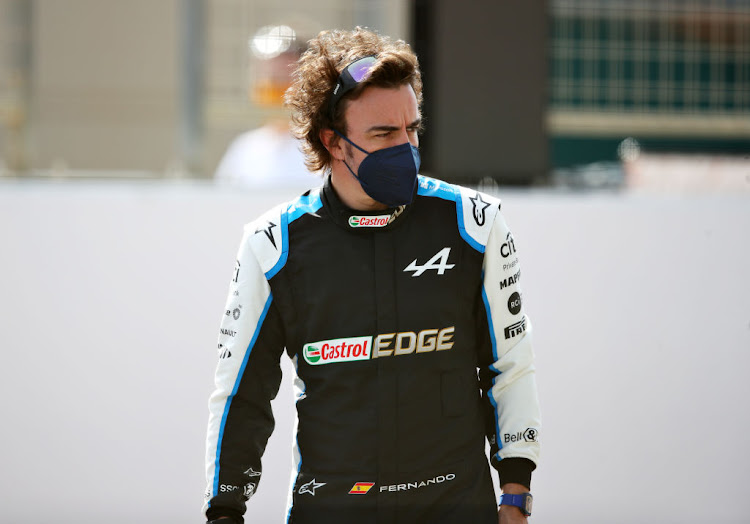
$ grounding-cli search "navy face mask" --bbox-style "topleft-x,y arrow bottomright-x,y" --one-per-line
334,130 -> 420,207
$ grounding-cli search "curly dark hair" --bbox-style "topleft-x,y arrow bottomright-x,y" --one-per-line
284,27 -> 423,173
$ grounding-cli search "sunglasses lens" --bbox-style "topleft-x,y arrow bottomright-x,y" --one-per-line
348,56 -> 377,82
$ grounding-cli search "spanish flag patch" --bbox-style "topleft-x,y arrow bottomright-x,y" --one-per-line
348,482 -> 375,495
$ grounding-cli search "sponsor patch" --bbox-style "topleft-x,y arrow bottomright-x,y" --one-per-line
349,215 -> 390,228
503,428 -> 539,443
348,482 -> 375,495
501,232 -> 516,258
499,269 -> 520,290
507,292 -> 522,315
303,336 -> 373,366
503,316 -> 527,339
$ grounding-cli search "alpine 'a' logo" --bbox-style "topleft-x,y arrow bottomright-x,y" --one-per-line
404,247 -> 455,277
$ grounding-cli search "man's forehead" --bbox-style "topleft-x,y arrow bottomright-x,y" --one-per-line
344,84 -> 420,129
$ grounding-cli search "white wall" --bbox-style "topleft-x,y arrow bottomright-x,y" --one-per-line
1,181 -> 748,523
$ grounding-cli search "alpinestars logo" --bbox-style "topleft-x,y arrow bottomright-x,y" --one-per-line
299,478 -> 325,496
255,221 -> 277,248
469,192 -> 491,226
404,247 -> 455,277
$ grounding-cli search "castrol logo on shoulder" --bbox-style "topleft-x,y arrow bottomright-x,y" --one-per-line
303,336 -> 373,365
348,215 -> 390,228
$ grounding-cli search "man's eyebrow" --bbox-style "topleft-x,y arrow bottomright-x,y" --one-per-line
366,118 -> 423,133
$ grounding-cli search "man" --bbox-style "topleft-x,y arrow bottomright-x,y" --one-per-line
204,27 -> 540,524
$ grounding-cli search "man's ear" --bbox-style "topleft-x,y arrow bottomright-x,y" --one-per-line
320,129 -> 344,161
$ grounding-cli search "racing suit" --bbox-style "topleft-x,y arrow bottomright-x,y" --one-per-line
204,175 -> 541,524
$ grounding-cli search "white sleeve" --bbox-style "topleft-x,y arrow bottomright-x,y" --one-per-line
482,208 -> 541,468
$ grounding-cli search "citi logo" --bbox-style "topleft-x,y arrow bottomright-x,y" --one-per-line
500,232 -> 516,258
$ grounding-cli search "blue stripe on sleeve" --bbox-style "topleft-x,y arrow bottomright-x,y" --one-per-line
288,192 -> 323,223
481,280 -> 503,453
455,191 -> 485,253
212,293 -> 274,496
266,192 -> 323,280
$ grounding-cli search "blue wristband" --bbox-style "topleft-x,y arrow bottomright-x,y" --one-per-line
499,492 -> 533,516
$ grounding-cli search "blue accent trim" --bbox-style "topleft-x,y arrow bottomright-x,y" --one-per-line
481,279 -> 503,453
212,293 -> 274,497
455,191 -> 485,253
416,175 -> 455,200
417,176 -> 485,253
265,210 -> 289,280
288,192 -> 323,223
267,192 -> 323,280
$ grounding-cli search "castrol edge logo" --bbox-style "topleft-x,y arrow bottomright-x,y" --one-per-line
303,327 -> 455,366
348,215 -> 390,228
303,336 -> 373,365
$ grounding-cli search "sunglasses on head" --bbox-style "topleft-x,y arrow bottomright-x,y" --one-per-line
328,55 -> 378,119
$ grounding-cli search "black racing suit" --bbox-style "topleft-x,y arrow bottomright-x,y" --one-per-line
204,175 -> 541,524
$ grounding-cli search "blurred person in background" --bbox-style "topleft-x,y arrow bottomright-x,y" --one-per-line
204,27 -> 540,524
214,26 -> 320,190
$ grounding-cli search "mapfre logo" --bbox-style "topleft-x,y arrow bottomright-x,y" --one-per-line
349,215 -> 390,228
303,336 -> 373,366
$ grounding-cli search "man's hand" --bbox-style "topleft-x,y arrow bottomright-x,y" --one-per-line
498,503 -> 528,523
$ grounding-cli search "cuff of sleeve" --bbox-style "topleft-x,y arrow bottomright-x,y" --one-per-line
495,457 -> 536,490
206,507 -> 244,524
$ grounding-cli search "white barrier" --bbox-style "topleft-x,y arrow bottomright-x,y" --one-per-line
0,180 -> 748,523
